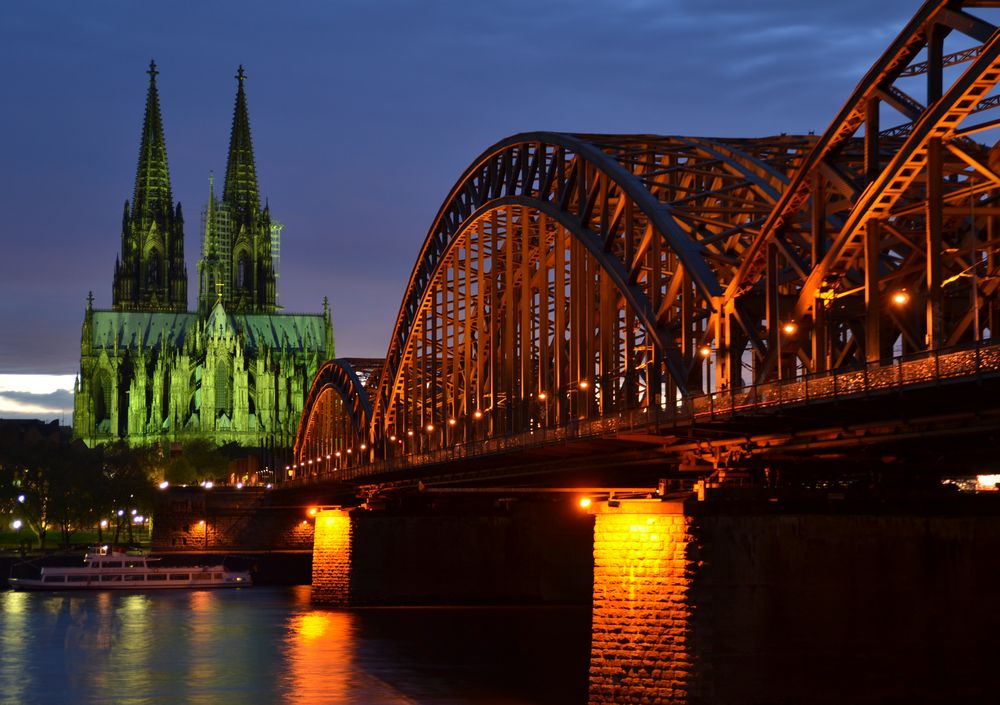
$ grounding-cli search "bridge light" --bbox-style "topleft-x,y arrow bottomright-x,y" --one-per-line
426,423 -> 435,433
326,454 -> 331,460
699,345 -> 712,358
360,444 -> 367,450
159,481 -> 169,490
390,435 -> 397,442
288,469 -> 294,477
335,451 -> 341,457
578,380 -> 590,390
782,322 -> 798,335
892,290 -> 910,306
346,448 -> 352,454
448,417 -> 457,426
537,392 -> 548,401
407,430 -> 414,436
308,507 -> 318,517
474,410 -> 483,419
579,497 -> 592,509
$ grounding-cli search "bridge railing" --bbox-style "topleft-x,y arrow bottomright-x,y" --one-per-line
290,337 -> 1000,485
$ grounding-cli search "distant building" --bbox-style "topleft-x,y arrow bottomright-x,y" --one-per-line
73,63 -> 333,450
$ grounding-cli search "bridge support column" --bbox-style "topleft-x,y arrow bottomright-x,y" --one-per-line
588,497 -> 1000,705
311,509 -> 355,606
311,501 -> 593,606
589,500 -> 695,705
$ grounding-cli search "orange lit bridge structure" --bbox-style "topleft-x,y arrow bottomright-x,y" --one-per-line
294,0 -> 1000,493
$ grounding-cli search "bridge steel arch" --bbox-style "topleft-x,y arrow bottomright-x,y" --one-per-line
295,133 -> 812,465
723,0 -> 1000,382
294,358 -> 373,472
295,0 -> 1000,471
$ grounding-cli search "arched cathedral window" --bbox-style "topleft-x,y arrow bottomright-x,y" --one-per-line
147,250 -> 161,287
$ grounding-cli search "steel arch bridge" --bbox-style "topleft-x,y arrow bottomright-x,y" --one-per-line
294,0 -> 1000,477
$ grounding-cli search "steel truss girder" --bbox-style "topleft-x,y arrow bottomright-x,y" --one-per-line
295,2 -> 1000,467
368,133 -> 798,439
294,358 -> 373,463
722,0 -> 1000,380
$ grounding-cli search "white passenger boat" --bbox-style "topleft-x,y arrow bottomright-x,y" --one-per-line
9,545 -> 251,591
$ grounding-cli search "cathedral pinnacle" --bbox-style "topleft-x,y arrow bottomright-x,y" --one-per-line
223,64 -> 260,216
133,60 -> 172,222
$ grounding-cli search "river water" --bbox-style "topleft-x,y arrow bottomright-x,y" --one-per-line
0,587 -> 590,705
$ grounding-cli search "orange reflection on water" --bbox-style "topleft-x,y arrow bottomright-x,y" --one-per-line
282,607 -> 357,704
186,590 -> 222,705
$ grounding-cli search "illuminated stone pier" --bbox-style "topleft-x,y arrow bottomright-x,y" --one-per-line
311,502 -> 593,606
311,509 -> 354,605
587,498 -> 1000,705
589,500 -> 694,704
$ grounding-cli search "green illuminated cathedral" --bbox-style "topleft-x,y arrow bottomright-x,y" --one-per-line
73,62 -> 333,450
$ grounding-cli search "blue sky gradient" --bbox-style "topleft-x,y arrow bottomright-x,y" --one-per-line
0,0 -> 920,419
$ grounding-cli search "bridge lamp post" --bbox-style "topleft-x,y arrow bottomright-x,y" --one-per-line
537,392 -> 549,428
334,450 -> 342,470
699,345 -> 713,395
777,322 -> 798,381
425,423 -> 436,452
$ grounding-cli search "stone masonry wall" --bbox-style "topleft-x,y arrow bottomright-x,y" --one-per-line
152,487 -> 313,551
588,500 -> 1000,705
311,509 -> 353,605
590,500 -> 692,705
310,501 -> 594,606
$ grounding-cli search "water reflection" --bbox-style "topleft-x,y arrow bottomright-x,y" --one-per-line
0,587 -> 588,705
0,591 -> 29,705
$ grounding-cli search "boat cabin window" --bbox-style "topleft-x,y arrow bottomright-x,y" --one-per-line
124,575 -> 145,582
101,575 -> 122,582
43,575 -> 65,583
67,576 -> 89,582
103,561 -> 123,568
169,574 -> 190,580
147,574 -> 167,581
125,561 -> 144,568
213,573 -> 223,579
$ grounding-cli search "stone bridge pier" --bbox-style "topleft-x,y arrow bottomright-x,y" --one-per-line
311,495 -> 1000,704
588,497 -> 1000,705
310,499 -> 594,606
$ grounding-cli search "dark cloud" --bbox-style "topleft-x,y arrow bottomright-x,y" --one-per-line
0,0 -> 928,371
0,390 -> 74,422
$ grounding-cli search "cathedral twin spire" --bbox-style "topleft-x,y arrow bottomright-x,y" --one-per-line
112,61 -> 277,315
113,60 -> 186,312
200,64 -> 277,315
132,61 -> 173,223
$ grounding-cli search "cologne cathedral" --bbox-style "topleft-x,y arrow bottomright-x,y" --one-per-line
73,63 -> 334,451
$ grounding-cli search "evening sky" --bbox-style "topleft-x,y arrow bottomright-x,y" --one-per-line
0,0 -> 918,417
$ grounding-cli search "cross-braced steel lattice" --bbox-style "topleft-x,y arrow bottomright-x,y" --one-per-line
295,0 -> 1000,470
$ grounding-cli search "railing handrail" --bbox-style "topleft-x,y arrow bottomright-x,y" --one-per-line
289,336 -> 1000,485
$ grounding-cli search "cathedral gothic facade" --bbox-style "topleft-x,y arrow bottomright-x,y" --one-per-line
73,63 -> 333,451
